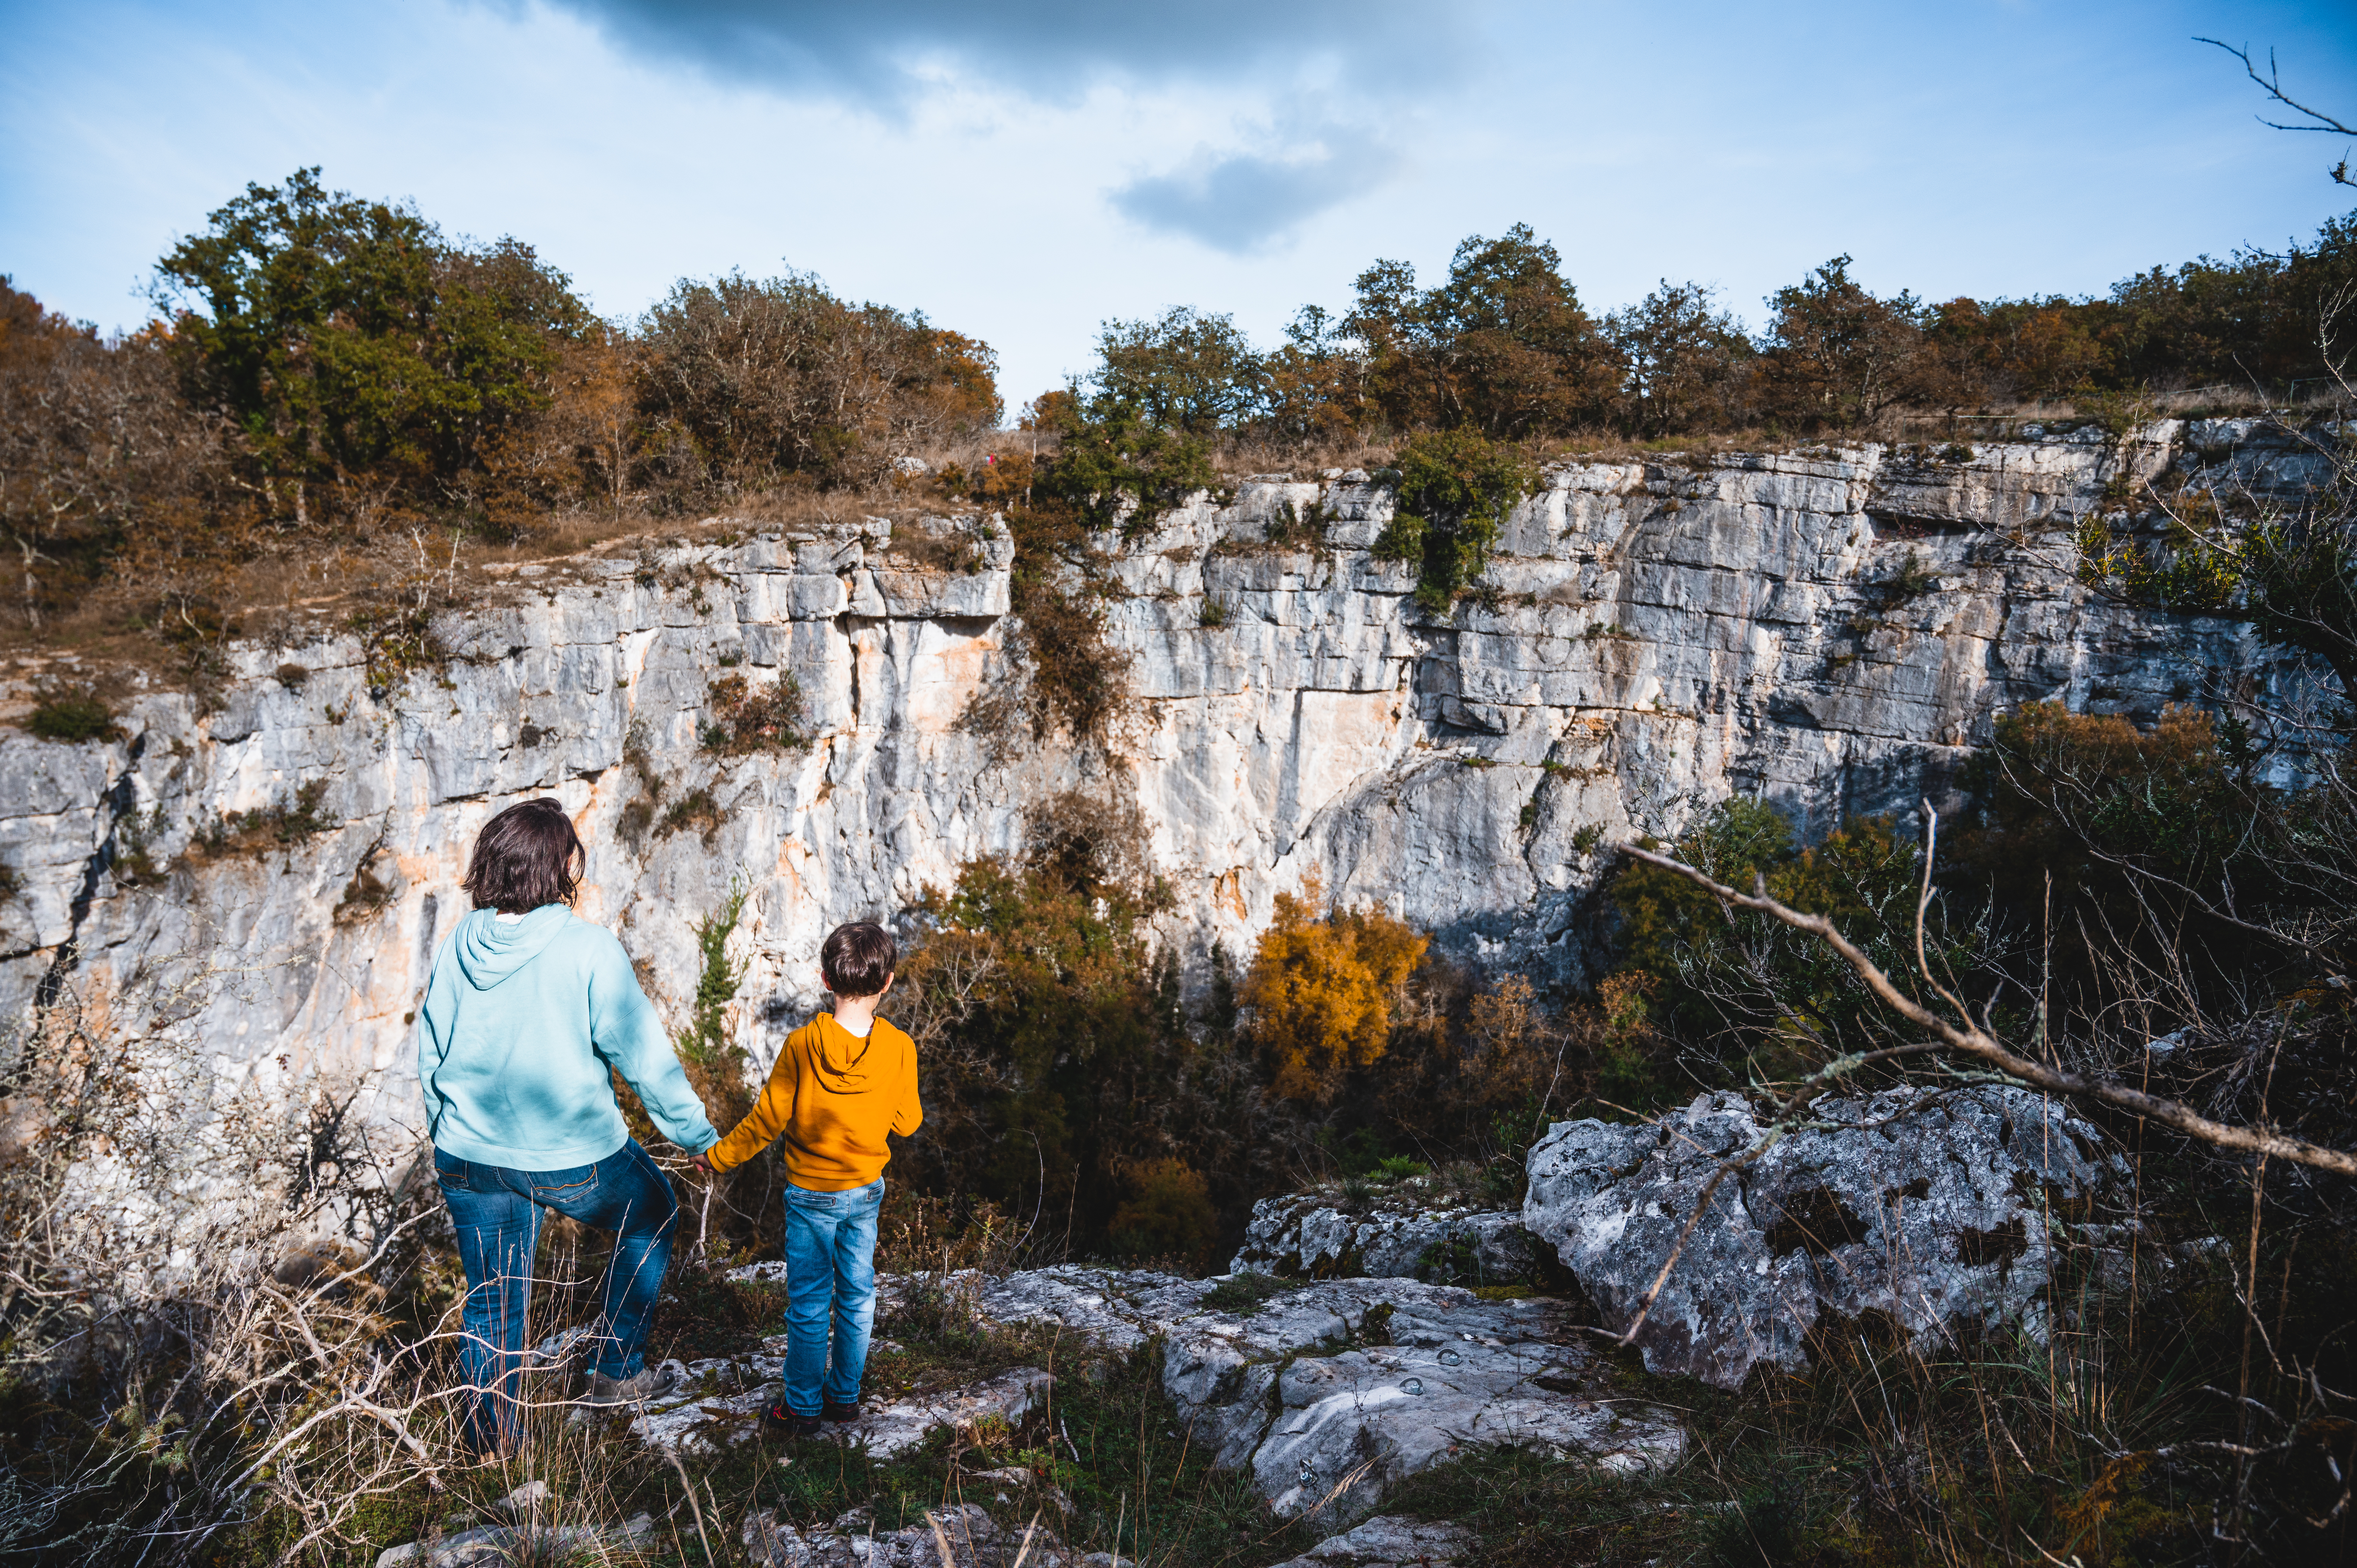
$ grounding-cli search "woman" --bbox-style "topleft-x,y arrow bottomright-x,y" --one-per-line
417,797 -> 718,1456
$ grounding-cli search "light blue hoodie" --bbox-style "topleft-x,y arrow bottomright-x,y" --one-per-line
417,905 -> 718,1169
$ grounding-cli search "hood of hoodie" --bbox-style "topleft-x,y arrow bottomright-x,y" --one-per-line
809,1013 -> 882,1091
452,904 -> 572,989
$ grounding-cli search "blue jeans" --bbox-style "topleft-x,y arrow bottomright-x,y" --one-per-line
433,1139 -> 678,1451
780,1178 -> 884,1417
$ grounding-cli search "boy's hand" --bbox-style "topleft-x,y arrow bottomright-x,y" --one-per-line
690,1152 -> 715,1176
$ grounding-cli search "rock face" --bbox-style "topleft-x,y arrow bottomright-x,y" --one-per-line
1520,1086 -> 2125,1388
963,1266 -> 1681,1524
0,428 -> 2327,1168
1230,1188 -> 1535,1284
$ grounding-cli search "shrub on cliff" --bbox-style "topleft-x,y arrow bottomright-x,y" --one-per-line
699,671 -> 810,754
893,792 -> 1288,1254
1373,427 -> 1536,610
636,268 -> 1000,494
1027,380 -> 1217,530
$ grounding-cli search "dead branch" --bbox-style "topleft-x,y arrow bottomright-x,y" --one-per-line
1617,841 -> 2357,1177
2200,38 -> 2356,185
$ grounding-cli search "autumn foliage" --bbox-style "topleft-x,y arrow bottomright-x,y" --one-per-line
1240,885 -> 1429,1103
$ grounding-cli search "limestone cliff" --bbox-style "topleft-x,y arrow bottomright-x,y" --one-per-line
0,423 -> 2324,1157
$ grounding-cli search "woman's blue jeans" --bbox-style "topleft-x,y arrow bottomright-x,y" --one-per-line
780,1178 -> 884,1418
433,1138 -> 678,1451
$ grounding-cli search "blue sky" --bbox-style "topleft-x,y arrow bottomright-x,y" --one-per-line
3,0 -> 2353,408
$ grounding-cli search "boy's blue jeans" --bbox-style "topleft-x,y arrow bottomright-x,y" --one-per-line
780,1177 -> 884,1417
433,1139 -> 678,1451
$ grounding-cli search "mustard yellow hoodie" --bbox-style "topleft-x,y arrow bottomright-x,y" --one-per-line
705,1013 -> 922,1189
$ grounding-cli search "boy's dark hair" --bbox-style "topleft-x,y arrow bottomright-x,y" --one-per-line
462,798 -> 583,913
821,921 -> 896,998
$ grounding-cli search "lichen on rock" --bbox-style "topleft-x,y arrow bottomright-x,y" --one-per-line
1520,1084 -> 2125,1388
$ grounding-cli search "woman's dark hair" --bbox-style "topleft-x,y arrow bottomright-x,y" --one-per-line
821,921 -> 897,999
462,798 -> 583,913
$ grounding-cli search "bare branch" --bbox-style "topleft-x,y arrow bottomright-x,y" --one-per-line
2200,38 -> 2356,186
1618,843 -> 2357,1176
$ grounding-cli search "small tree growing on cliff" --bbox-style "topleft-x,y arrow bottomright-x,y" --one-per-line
1373,427 -> 1536,611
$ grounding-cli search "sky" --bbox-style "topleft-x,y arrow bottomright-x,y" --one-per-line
3,0 -> 2354,410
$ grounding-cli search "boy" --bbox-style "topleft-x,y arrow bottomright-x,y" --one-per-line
695,921 -> 921,1437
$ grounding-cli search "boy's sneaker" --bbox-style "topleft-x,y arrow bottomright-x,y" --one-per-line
763,1402 -> 823,1439
822,1398 -> 861,1423
583,1365 -> 684,1407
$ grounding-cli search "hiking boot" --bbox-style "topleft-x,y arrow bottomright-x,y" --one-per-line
582,1364 -> 684,1408
763,1402 -> 823,1439
822,1398 -> 861,1423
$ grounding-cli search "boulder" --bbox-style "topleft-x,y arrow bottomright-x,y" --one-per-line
964,1267 -> 1681,1525
1230,1190 -> 1535,1283
1521,1086 -> 2124,1388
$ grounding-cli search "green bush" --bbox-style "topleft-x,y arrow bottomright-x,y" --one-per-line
27,690 -> 121,743
1610,798 -> 1994,1084
1376,427 -> 1535,611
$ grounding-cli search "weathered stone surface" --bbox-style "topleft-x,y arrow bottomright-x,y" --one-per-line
1267,1515 -> 1474,1568
1521,1086 -> 2125,1388
1230,1189 -> 1535,1283
616,1335 -> 1050,1459
963,1266 -> 1681,1524
742,1502 -> 1092,1568
0,430 -> 2326,1208
375,1512 -> 653,1567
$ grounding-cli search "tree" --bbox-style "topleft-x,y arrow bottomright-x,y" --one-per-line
638,270 -> 999,493
1254,305 -> 1368,448
1091,306 -> 1262,436
0,282 -> 233,629
1603,281 -> 1756,437
1348,225 -> 1620,438
153,168 -> 590,524
1757,255 -> 1928,430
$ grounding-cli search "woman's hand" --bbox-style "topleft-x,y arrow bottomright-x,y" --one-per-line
690,1151 -> 715,1176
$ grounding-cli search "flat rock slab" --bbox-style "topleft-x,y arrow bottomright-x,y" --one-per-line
610,1345 -> 1050,1461
960,1266 -> 1682,1524
1522,1085 -> 2125,1388
742,1502 -> 1129,1568
1269,1515 -> 1475,1568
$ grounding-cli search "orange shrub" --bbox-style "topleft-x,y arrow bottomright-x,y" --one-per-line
1242,885 -> 1429,1103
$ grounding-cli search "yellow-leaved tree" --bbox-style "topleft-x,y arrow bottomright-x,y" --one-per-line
1242,881 -> 1429,1102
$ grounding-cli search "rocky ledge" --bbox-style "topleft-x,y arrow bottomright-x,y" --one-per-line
956,1268 -> 1680,1524
1228,1188 -> 1535,1284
